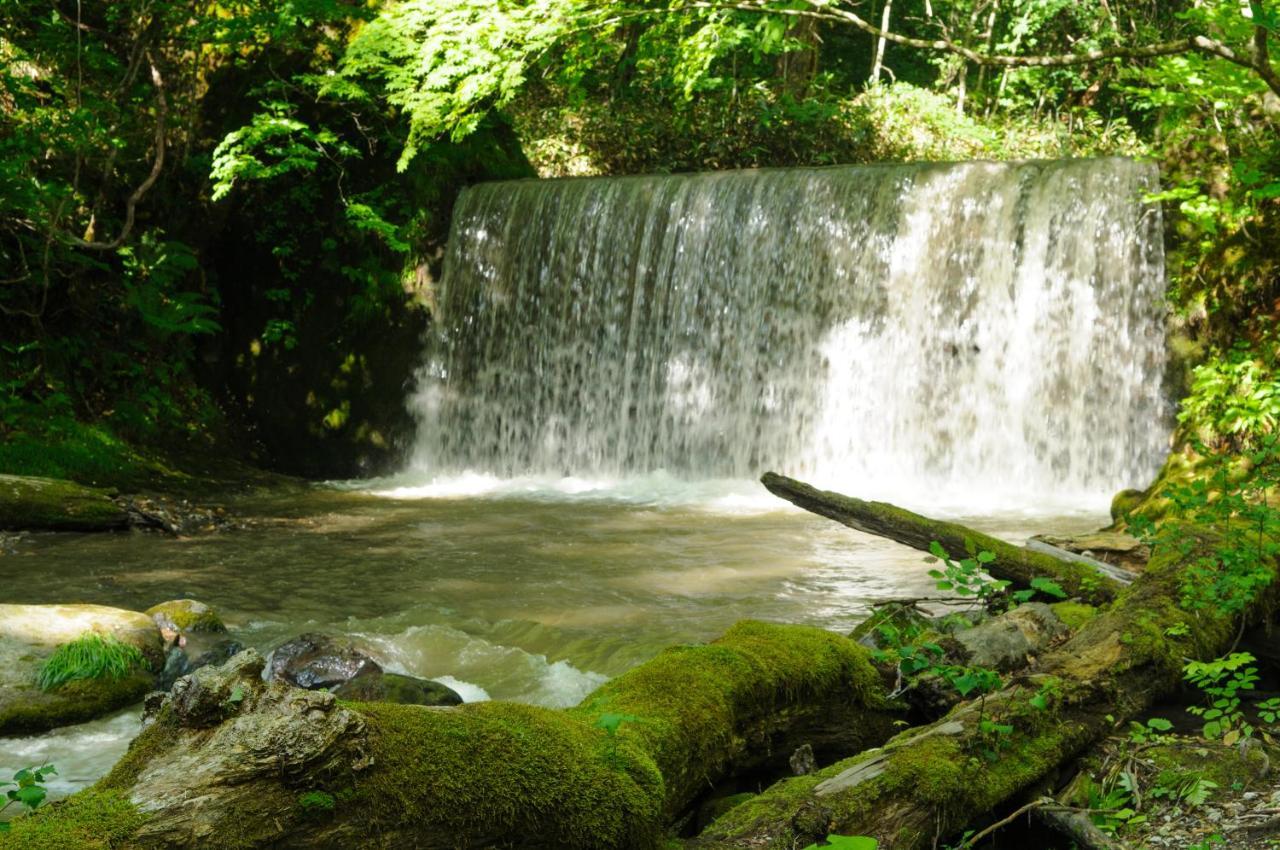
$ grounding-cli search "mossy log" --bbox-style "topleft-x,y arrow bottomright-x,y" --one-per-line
689,531 -> 1271,850
761,472 -> 1127,603
3,622 -> 899,849
0,474 -> 128,531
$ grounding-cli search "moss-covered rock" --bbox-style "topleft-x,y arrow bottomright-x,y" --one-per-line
145,599 -> 226,636
0,475 -> 128,532
1049,601 -> 1099,631
0,604 -> 161,735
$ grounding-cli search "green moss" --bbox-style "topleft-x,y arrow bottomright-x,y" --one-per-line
0,670 -> 153,736
348,700 -> 664,849
1050,601 -> 1099,631
0,475 -> 128,532
144,600 -> 225,634
98,710 -> 183,792
1110,488 -> 1146,523
569,621 -> 887,813
0,790 -> 144,849
1146,743 -> 1269,793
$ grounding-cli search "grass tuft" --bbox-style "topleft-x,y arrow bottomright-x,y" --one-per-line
36,633 -> 145,692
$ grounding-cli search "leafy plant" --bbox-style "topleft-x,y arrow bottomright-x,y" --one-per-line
298,790 -> 336,815
0,765 -> 55,832
800,836 -> 877,850
925,541 -> 1008,604
1127,717 -> 1174,744
595,712 -> 638,766
35,633 -> 145,692
1184,652 -> 1259,743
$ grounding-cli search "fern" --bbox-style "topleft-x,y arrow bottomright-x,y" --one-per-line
36,633 -> 145,692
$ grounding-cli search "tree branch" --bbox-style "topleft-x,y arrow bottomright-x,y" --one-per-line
62,54 -> 166,252
679,0 -> 1280,97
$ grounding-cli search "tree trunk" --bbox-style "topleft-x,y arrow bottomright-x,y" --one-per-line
6,622 -> 899,849
870,0 -> 893,84
761,472 -> 1128,603
689,530 -> 1265,850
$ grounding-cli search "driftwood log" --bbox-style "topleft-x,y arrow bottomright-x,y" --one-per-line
3,622 -> 898,849
761,472 -> 1134,602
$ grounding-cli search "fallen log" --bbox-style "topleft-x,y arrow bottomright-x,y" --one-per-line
761,472 -> 1125,603
3,621 -> 900,849
689,528 -> 1269,850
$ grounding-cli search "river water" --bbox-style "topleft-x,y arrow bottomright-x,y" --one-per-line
1,482 -> 1106,800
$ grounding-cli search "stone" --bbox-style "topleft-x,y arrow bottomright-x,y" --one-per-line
0,475 -> 129,532
265,633 -> 382,691
952,602 -> 1069,672
158,635 -> 245,691
0,603 -> 162,734
146,599 -> 226,638
330,670 -> 462,706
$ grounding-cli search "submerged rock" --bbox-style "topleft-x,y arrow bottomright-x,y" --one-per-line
265,633 -> 382,690
0,603 -> 161,735
331,670 -> 462,706
0,475 -> 129,532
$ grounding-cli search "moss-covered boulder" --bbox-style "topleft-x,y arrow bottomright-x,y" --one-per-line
145,599 -> 226,637
330,670 -> 462,706
0,475 -> 128,532
0,604 -> 161,735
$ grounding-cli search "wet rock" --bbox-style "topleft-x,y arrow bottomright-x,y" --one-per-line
330,670 -> 462,706
266,633 -> 382,691
147,599 -> 227,639
121,495 -> 241,535
0,603 -> 161,734
159,635 -> 245,691
0,475 -> 129,532
788,743 -> 815,776
952,602 -> 1069,671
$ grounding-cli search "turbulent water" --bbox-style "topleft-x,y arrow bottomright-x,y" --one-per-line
404,159 -> 1168,509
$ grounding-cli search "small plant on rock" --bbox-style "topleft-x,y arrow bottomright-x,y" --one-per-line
35,633 -> 145,692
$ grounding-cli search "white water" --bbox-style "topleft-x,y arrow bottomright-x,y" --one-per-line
391,159 -> 1169,511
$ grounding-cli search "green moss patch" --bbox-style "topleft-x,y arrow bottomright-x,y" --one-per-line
569,620 -> 886,813
349,700 -> 664,849
0,790 -> 144,849
0,475 -> 127,532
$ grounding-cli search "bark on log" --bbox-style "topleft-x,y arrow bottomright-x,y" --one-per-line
761,472 -> 1124,603
4,622 -> 900,849
689,529 -> 1270,850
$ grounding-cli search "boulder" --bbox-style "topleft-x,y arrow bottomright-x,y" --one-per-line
331,670 -> 463,706
0,475 -> 129,532
0,603 -> 162,735
952,602 -> 1069,671
265,633 -> 381,691
146,599 -> 226,638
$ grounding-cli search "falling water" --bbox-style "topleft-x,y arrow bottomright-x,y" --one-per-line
404,159 -> 1168,508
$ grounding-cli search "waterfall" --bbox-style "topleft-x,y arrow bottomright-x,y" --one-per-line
403,159 -> 1168,509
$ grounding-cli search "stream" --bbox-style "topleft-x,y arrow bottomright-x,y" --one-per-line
1,479 -> 1105,800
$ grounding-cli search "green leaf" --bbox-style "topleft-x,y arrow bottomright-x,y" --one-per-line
1029,577 -> 1068,599
800,836 -> 878,850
